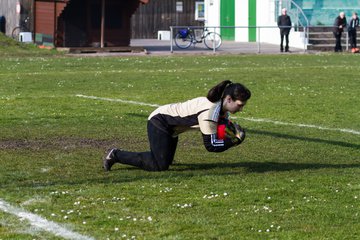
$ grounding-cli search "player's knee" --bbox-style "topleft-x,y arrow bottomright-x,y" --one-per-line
151,162 -> 170,171
143,162 -> 169,172
153,163 -> 170,171
152,155 -> 172,171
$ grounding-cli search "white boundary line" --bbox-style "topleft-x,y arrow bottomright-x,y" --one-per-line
0,199 -> 94,240
233,117 -> 360,135
75,94 -> 360,136
76,94 -> 160,107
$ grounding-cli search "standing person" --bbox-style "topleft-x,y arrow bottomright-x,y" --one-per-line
348,12 -> 359,53
103,80 -> 251,172
333,12 -> 347,52
277,8 -> 292,52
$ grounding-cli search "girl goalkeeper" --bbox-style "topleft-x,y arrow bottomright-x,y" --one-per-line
103,80 -> 251,171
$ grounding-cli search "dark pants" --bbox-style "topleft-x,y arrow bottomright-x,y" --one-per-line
280,34 -> 289,51
334,32 -> 342,52
113,121 -> 178,171
349,29 -> 357,48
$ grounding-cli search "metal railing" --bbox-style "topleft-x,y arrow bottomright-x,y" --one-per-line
274,0 -> 310,46
307,26 -> 350,51
170,25 -> 308,54
275,0 -> 309,29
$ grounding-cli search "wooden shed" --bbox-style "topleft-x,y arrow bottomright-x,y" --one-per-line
34,0 -> 149,47
131,0 -> 204,39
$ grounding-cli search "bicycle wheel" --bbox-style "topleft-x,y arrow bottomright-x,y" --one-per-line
11,26 -> 21,40
174,33 -> 192,49
204,32 -> 222,50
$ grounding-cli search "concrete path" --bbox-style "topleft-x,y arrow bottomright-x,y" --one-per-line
130,39 -> 306,55
68,39 -> 307,57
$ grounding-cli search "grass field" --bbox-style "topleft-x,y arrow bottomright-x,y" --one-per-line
0,35 -> 359,239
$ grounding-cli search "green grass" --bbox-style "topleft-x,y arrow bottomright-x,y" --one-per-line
0,42 -> 359,239
0,33 -> 59,57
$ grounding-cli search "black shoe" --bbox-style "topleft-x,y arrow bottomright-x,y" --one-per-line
280,49 -> 284,52
103,148 -> 117,171
335,47 -> 343,52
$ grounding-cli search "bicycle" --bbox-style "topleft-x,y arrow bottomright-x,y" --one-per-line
12,17 -> 30,40
174,27 -> 222,50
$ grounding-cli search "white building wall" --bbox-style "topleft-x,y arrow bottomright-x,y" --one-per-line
257,0 -> 306,49
204,0 -> 220,34
235,0 -> 248,42
205,0 -> 249,40
257,0 -> 279,44
205,0 -> 307,49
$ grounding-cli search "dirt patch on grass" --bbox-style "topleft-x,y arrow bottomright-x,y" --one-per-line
0,137 -> 124,151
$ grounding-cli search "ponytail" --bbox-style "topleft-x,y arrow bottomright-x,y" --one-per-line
207,80 -> 251,103
206,80 -> 233,102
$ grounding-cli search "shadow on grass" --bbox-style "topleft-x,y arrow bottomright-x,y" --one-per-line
5,127 -> 360,189
6,160 -> 360,190
173,161 -> 360,173
248,129 -> 360,150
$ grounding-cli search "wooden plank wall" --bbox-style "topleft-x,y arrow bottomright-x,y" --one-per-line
35,1 -> 55,35
131,0 -> 204,39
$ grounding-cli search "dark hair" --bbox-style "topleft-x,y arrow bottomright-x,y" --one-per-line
207,80 -> 251,103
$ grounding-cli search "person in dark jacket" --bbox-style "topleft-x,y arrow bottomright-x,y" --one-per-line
348,12 -> 359,53
277,8 -> 292,52
333,12 -> 347,52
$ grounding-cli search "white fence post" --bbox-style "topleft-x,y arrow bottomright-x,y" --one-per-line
257,26 -> 261,53
170,26 -> 173,53
303,26 -> 306,52
213,26 -> 216,54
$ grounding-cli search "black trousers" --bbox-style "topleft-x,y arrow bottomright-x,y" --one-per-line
280,34 -> 289,51
334,32 -> 342,52
114,121 -> 178,171
349,29 -> 357,48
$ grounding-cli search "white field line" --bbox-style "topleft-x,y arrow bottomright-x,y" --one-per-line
75,94 -> 360,136
0,199 -> 94,240
232,117 -> 360,135
76,94 -> 160,107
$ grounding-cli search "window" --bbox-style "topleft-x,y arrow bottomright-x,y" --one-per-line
195,2 -> 205,21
